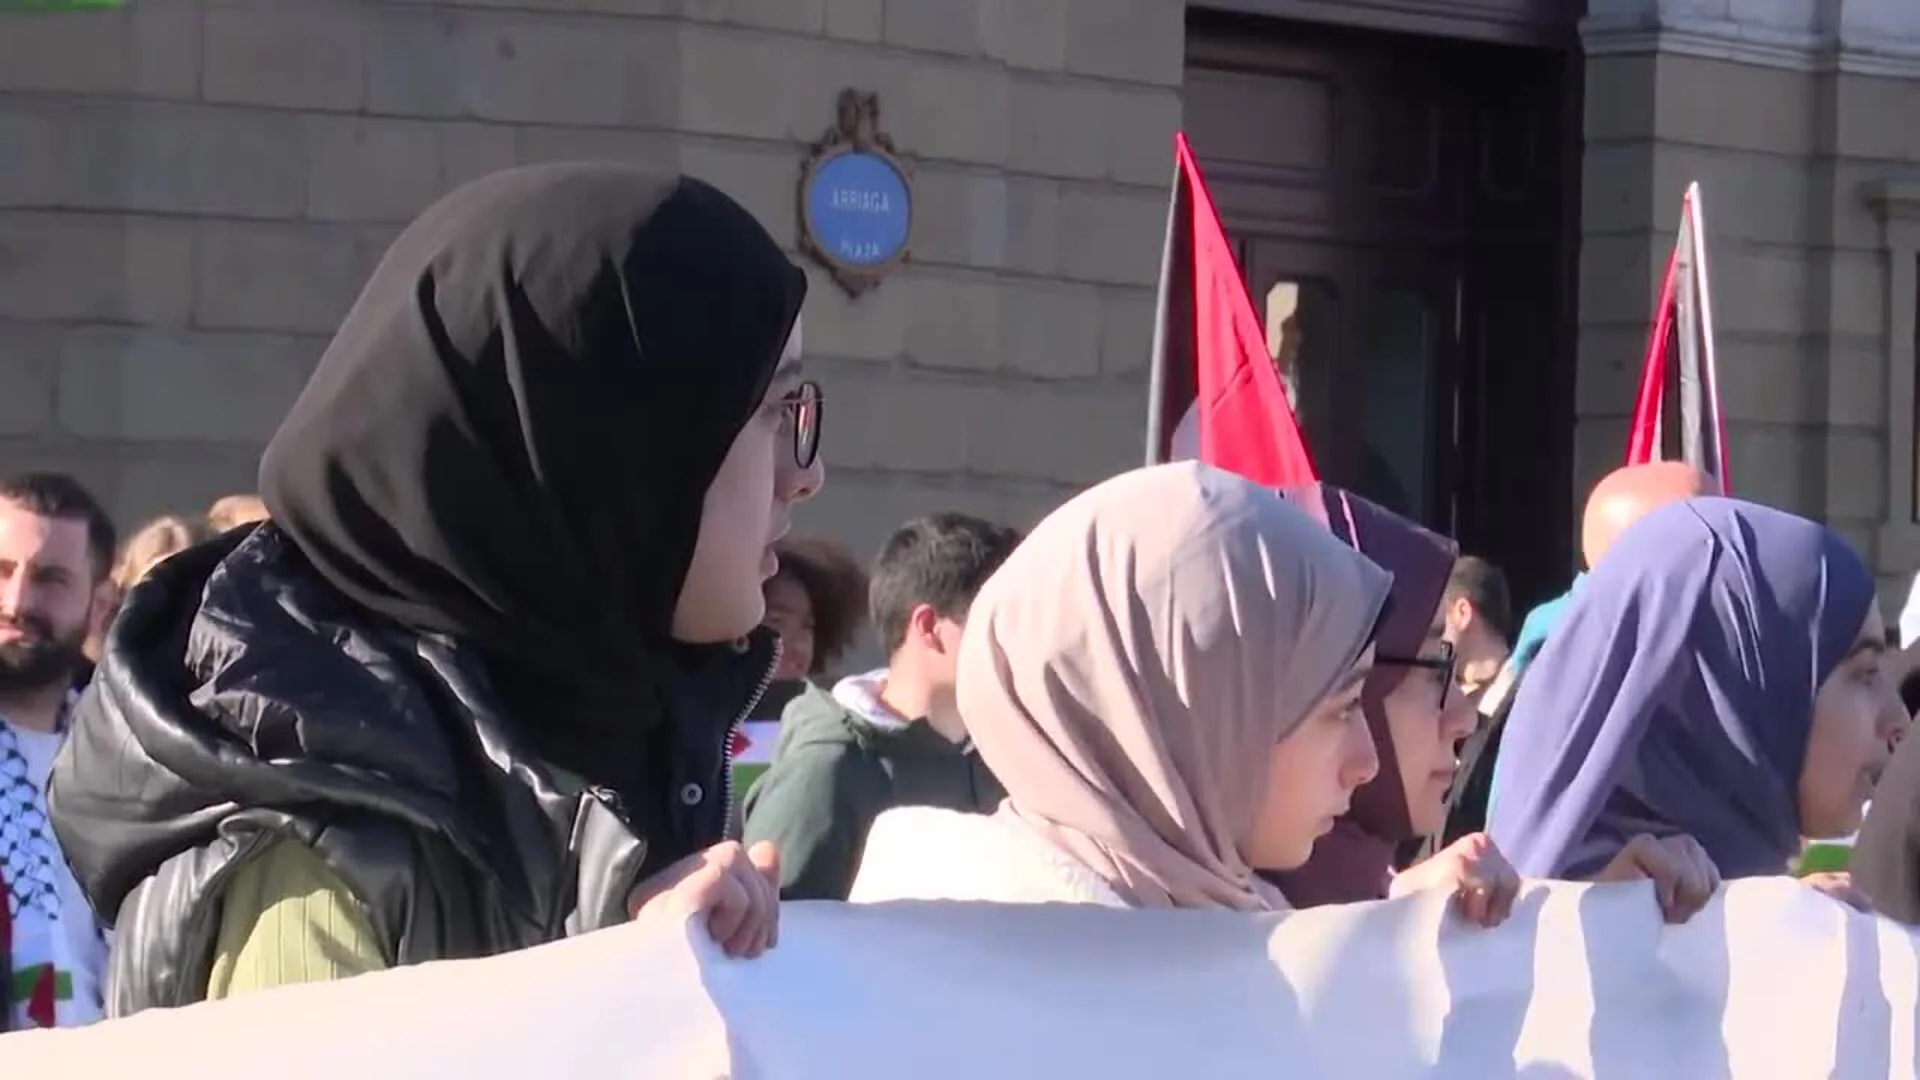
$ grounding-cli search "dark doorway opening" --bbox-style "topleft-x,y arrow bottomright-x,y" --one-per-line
1183,10 -> 1581,611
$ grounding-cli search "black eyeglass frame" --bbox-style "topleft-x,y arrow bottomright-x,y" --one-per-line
783,380 -> 824,470
1375,639 -> 1456,709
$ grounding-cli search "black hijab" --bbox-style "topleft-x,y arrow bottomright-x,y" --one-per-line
259,163 -> 807,790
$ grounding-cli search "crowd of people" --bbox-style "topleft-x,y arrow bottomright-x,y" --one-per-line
0,163 -> 1915,1051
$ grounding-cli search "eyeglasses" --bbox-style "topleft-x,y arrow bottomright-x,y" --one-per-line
782,380 -> 824,470
1376,639 -> 1456,709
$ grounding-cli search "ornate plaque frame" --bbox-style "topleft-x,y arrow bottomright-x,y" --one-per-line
798,89 -> 914,298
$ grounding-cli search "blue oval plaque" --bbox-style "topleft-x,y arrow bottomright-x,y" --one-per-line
804,151 -> 912,269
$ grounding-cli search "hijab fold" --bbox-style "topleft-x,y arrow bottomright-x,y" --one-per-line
957,463 -> 1393,911
258,163 -> 807,794
1266,484 -> 1458,905
1487,497 -> 1876,879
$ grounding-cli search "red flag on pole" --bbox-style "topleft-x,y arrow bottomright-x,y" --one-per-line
1144,133 -> 1316,487
1625,183 -> 1729,490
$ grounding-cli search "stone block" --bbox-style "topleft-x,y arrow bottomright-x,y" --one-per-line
801,266 -> 911,362
55,326 -> 318,443
966,379 -> 1143,485
681,0 -> 828,34
902,273 -> 1000,371
881,0 -> 990,57
1723,422 -> 1830,519
1065,0 -> 1182,87
1571,324 -> 1645,417
1005,77 -> 1179,187
454,12 -> 673,128
985,0 -> 1069,71
1710,336 -> 1884,428
1825,428 -> 1886,521
1834,160 -> 1902,254
0,1 -> 199,98
307,116 -> 446,224
999,280 -> 1100,380
1057,186 -> 1166,287
1821,341 -> 1889,430
1650,54 -> 1816,156
438,123 -> 521,190
1825,251 -> 1887,340
201,4 -> 366,112
874,52 -> 1009,166
0,100 -> 309,220
825,0 -> 884,41
824,368 -> 995,474
364,7 -> 465,118
0,322 -> 63,436
1105,87 -> 1182,188
676,138 -> 801,252
101,446 -> 270,533
1005,177 -> 1062,277
516,125 -> 678,172
677,25 -> 854,142
428,0 -> 675,12
1581,141 -> 1816,248
0,213 -> 193,324
192,222 -> 368,335
1828,72 -> 1920,162
907,167 -> 1009,272
1009,76 -> 1113,181
1098,285 -> 1157,376
1581,55 -> 1656,145
789,471 -> 936,572
1570,415 -> 1632,509
1576,231 -> 1663,327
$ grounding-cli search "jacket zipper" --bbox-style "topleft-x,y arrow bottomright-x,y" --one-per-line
723,636 -> 781,836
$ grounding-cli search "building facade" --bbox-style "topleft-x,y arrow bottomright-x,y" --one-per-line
2,0 -> 1919,611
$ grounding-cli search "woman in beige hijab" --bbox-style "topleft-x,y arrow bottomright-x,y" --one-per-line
849,462 -> 1393,910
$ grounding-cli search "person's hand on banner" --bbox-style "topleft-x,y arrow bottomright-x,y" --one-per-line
1799,870 -> 1873,912
1389,832 -> 1520,927
627,840 -> 781,958
1595,833 -> 1720,923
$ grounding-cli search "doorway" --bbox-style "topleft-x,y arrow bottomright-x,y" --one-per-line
1183,12 -> 1580,609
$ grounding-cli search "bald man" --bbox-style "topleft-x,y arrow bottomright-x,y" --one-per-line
1507,461 -> 1715,677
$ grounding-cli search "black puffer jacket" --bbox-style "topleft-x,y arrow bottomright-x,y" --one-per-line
49,524 -> 774,1016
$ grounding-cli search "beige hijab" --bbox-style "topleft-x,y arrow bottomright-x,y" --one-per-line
960,463 -> 1392,911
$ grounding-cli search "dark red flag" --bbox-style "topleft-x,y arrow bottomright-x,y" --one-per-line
1626,182 -> 1729,490
1144,133 -> 1315,487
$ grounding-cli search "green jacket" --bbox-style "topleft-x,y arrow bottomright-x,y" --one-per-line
742,679 -> 1004,900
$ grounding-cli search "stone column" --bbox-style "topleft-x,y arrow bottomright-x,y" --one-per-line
1576,0 -> 1920,600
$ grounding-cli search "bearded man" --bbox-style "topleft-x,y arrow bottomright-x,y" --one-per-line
0,472 -> 116,1029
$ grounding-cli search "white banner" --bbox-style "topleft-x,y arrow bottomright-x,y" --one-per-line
1,878 -> 1914,1078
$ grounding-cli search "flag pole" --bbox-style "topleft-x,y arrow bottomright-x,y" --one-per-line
1143,152 -> 1183,467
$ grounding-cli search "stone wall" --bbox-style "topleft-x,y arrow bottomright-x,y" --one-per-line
0,0 -> 1181,580
1577,0 -> 1920,606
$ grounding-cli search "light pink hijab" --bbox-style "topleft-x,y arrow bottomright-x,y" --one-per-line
959,463 -> 1393,911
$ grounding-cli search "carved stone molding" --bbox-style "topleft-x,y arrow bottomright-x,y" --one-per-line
1582,0 -> 1920,76
1867,178 -> 1920,573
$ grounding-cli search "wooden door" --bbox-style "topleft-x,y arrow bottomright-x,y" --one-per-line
1183,15 -> 1577,606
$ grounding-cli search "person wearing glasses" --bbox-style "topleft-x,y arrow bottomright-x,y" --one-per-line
1262,485 -> 1719,927
47,164 -> 825,1014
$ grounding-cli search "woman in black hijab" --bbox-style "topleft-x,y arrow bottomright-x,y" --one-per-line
49,163 -> 823,1013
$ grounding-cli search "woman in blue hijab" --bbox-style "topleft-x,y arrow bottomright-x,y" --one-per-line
1487,497 -> 1904,900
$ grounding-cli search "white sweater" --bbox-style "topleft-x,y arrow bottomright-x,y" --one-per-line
848,806 -> 1128,907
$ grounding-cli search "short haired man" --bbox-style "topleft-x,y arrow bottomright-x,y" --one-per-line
743,513 -> 1021,900
1440,555 -> 1514,702
0,472 -> 115,1028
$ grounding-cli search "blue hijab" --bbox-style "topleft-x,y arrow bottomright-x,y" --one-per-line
1487,497 -> 1876,879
